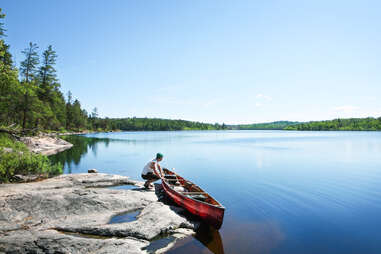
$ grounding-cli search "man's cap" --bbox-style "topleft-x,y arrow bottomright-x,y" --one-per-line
156,153 -> 163,159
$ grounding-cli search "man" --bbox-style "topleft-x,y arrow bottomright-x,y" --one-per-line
141,153 -> 164,189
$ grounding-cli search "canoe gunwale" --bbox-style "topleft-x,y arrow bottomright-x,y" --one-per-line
162,179 -> 226,210
161,168 -> 225,210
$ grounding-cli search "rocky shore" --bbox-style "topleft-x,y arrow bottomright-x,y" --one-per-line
0,173 -> 198,253
20,135 -> 73,155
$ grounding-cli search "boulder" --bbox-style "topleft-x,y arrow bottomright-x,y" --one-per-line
88,169 -> 98,173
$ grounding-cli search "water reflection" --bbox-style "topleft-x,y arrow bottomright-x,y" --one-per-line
220,218 -> 284,254
108,209 -> 141,224
167,224 -> 225,254
167,218 -> 284,254
195,224 -> 225,254
49,135 -> 111,173
47,131 -> 381,253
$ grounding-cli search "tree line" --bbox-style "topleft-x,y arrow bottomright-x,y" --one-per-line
284,117 -> 381,131
2,9 -> 379,134
0,9 -> 93,132
0,9 -> 227,133
231,119 -> 381,131
105,118 -> 227,131
233,121 -> 300,130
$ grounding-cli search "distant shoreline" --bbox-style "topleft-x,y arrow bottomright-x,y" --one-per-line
59,129 -> 381,135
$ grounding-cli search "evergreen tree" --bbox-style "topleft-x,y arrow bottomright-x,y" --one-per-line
20,42 -> 39,83
66,91 -> 73,129
38,45 -> 58,102
0,8 -> 5,38
0,42 -> 19,125
91,107 -> 98,118
37,45 -> 66,129
72,99 -> 84,129
49,89 -> 67,129
19,42 -> 40,130
0,8 -> 20,125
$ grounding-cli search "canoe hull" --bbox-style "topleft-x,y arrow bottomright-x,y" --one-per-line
161,179 -> 225,229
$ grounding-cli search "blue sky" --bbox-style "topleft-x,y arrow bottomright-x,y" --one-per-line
2,0 -> 381,124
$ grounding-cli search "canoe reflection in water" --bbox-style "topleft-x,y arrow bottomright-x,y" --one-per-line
167,223 -> 225,254
166,218 -> 284,254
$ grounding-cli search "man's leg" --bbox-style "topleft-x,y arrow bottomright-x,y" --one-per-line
144,179 -> 155,188
144,179 -> 151,188
143,173 -> 160,189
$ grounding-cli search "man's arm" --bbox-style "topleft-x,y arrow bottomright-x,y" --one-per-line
157,163 -> 164,177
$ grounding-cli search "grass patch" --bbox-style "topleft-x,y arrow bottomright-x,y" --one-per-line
0,133 -> 28,152
0,133 -> 63,183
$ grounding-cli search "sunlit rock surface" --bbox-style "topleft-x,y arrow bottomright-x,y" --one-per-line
0,173 -> 197,253
20,135 -> 73,155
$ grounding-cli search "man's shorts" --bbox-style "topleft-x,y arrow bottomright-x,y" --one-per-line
141,172 -> 160,181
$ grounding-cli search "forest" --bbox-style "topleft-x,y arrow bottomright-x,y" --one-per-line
1,8 -> 380,134
0,9 -> 226,133
0,8 -> 89,132
284,117 -> 381,131
233,121 -> 299,130
235,119 -> 381,131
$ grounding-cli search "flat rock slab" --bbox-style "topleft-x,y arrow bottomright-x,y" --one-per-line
0,173 -> 198,253
21,135 -> 73,155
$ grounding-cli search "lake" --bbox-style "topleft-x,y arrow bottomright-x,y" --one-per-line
49,130 -> 381,254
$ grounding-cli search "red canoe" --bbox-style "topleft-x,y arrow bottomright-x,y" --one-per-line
161,168 -> 225,229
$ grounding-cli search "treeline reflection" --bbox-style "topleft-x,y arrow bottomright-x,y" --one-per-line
49,135 -> 111,173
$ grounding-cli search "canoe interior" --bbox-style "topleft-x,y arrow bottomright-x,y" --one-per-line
162,168 -> 224,208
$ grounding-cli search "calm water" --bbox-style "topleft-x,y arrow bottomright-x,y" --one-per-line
50,130 -> 381,254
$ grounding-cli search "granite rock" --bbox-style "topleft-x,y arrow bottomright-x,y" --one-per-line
0,173 -> 197,253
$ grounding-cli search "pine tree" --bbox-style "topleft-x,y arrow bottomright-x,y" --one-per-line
37,45 -> 66,129
72,99 -> 83,129
0,44 -> 19,124
0,9 -> 20,125
66,91 -> 73,129
0,8 -> 92,132
38,45 -> 58,102
20,42 -> 40,130
91,107 -> 98,118
0,8 -> 5,38
20,42 -> 39,83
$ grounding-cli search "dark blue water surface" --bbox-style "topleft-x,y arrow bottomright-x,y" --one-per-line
49,131 -> 381,254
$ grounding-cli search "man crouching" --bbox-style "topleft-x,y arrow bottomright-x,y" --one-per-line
141,153 -> 164,189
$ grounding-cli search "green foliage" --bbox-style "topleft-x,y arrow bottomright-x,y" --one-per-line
105,118 -> 227,131
0,40 -> 20,125
49,135 -> 109,173
2,8 -> 380,138
0,133 -> 28,152
0,151 -> 63,183
0,9 -> 227,134
20,42 -> 39,82
38,45 -> 58,102
0,133 -> 62,182
234,121 -> 300,130
0,10 -> 84,132
0,8 -> 5,38
285,117 -> 381,131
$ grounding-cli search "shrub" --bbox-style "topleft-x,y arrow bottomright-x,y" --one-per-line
0,133 -> 63,183
0,150 -> 63,183
0,133 -> 28,152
